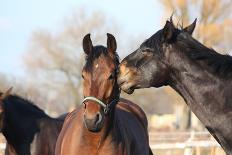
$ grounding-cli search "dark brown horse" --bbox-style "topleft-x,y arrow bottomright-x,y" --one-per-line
55,34 -> 152,155
0,88 -> 66,155
118,18 -> 232,154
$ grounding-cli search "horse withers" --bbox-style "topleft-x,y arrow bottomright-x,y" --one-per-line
118,17 -> 232,154
0,88 -> 66,155
55,34 -> 152,155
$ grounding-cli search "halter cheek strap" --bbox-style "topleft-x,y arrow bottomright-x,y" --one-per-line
82,96 -> 118,114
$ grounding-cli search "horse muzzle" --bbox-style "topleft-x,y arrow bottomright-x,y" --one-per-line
84,112 -> 105,132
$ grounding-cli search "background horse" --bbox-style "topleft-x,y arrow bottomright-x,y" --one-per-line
55,33 -> 152,155
118,17 -> 232,154
0,88 -> 66,155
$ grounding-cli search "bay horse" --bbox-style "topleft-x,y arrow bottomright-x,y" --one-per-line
118,17 -> 232,154
0,88 -> 66,155
55,33 -> 152,155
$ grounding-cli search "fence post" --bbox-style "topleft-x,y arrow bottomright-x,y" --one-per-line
211,147 -> 215,155
184,131 -> 195,155
184,146 -> 193,155
196,146 -> 201,155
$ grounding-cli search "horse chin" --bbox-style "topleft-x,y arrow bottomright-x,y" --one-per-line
87,127 -> 102,133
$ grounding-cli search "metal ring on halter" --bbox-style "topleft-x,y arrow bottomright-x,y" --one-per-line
82,96 -> 118,115
104,104 -> 109,114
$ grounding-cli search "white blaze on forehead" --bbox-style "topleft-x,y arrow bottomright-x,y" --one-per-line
95,64 -> 99,68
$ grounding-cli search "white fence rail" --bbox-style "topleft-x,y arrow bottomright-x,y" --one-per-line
149,131 -> 224,155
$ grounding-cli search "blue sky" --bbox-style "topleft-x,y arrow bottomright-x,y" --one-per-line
0,0 -> 163,76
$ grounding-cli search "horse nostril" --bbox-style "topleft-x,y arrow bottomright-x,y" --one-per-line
95,112 -> 102,125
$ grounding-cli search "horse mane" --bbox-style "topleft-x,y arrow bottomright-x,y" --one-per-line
2,93 -> 48,119
175,31 -> 232,78
154,19 -> 232,78
111,109 -> 131,155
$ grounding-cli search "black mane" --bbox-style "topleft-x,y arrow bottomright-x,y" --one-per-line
3,94 -> 48,119
111,109 -> 131,155
176,31 -> 232,78
145,20 -> 232,78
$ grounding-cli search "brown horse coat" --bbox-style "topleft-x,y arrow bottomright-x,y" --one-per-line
55,98 -> 150,155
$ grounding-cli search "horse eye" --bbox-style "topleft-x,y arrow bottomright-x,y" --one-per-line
82,74 -> 84,79
142,49 -> 148,53
142,48 -> 153,53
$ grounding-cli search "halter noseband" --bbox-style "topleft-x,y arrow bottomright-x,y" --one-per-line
82,96 -> 118,114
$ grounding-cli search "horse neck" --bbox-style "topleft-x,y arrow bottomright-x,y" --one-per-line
110,82 -> 120,101
3,115 -> 34,153
166,48 -> 232,152
2,102 -> 23,145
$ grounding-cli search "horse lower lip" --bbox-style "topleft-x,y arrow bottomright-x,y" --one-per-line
120,83 -> 135,94
88,128 -> 100,133
125,88 -> 134,94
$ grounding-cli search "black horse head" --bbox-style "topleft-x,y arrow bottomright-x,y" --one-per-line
118,18 -> 197,94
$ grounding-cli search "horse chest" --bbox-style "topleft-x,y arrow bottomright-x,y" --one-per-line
59,127 -> 116,155
76,140 -> 116,155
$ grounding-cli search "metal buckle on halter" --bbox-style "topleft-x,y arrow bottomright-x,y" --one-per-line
104,104 -> 109,114
104,99 -> 118,114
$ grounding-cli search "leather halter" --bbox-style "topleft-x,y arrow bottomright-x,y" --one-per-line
82,96 -> 118,114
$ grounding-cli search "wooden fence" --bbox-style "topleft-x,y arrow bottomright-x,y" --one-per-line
149,131 -> 225,155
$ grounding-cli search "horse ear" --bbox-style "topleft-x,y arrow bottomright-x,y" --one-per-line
0,87 -> 12,112
107,33 -> 117,54
169,13 -> 174,24
183,18 -> 197,35
0,87 -> 12,100
83,34 -> 93,55
163,21 -> 175,41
